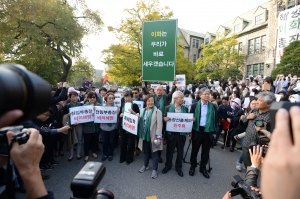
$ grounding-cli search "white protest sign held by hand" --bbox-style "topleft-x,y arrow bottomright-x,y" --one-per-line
122,112 -> 138,135
69,105 -> 94,125
133,101 -> 144,113
176,74 -> 186,87
151,84 -> 160,90
114,93 -> 121,99
114,98 -> 121,107
124,103 -> 132,113
183,97 -> 192,112
118,88 -> 124,96
243,97 -> 250,108
94,106 -> 118,123
166,113 -> 193,133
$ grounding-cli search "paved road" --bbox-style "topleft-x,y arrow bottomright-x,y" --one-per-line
15,139 -> 245,199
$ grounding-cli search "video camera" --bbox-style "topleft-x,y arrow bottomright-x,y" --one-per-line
230,175 -> 262,199
71,162 -> 114,199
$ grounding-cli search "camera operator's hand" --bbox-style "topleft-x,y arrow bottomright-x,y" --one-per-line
249,145 -> 263,168
57,125 -> 70,133
250,186 -> 262,195
255,125 -> 266,132
7,128 -> 48,199
222,191 -> 232,199
261,107 -> 300,199
0,110 -> 24,167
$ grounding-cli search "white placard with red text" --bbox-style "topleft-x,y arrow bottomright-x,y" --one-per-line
166,112 -> 193,133
69,106 -> 94,125
122,112 -> 138,135
94,106 -> 118,123
176,74 -> 186,87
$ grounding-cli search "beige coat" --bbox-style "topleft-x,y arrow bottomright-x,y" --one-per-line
138,106 -> 163,152
62,114 -> 78,150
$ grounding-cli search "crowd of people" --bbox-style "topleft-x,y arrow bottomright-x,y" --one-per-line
1,73 -> 300,198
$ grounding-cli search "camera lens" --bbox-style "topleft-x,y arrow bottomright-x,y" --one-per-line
0,64 -> 51,124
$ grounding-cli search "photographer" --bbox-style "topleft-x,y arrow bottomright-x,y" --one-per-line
0,110 -> 54,199
242,92 -> 275,167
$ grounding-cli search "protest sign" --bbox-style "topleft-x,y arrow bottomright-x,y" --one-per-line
275,94 -> 281,102
176,74 -> 186,87
162,85 -> 167,90
122,112 -> 138,135
142,19 -> 177,82
133,101 -> 144,113
94,106 -> 118,123
114,98 -> 121,107
166,113 -> 193,133
183,97 -> 192,112
243,97 -> 250,108
69,105 -> 94,125
124,103 -> 132,113
117,88 -> 124,96
114,93 -> 122,99
151,84 -> 160,90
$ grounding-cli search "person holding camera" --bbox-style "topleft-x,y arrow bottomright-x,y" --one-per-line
242,92 -> 275,167
0,110 -> 54,199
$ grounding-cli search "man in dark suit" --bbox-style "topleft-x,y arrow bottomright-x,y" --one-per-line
189,88 -> 217,179
162,91 -> 188,177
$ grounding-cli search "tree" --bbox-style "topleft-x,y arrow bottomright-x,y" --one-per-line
195,34 -> 246,81
67,57 -> 95,87
0,0 -> 103,84
102,0 -> 193,86
271,40 -> 300,78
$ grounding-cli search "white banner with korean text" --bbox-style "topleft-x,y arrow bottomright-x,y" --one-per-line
133,101 -> 144,113
176,74 -> 186,87
166,112 -> 193,133
69,106 -> 94,125
122,112 -> 139,135
183,97 -> 192,112
94,106 -> 118,123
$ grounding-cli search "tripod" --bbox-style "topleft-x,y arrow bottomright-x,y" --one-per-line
182,138 -> 213,172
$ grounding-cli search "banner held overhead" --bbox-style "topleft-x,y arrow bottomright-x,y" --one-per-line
142,19 -> 177,82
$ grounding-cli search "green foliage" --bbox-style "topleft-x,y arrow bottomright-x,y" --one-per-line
195,34 -> 246,80
67,57 -> 95,87
223,68 -> 243,80
0,0 -> 103,84
103,0 -> 191,86
271,40 -> 300,78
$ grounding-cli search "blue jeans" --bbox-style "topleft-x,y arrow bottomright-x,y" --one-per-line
237,137 -> 244,164
101,129 -> 116,157
143,140 -> 159,171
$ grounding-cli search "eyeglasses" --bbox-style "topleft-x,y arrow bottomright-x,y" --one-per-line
43,114 -> 51,117
132,92 -> 138,94
107,97 -> 114,100
90,96 -> 96,99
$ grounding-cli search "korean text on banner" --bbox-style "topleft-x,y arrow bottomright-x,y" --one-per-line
133,101 -> 144,113
176,74 -> 186,87
142,19 -> 177,82
117,88 -> 124,96
122,112 -> 138,135
183,97 -> 192,112
69,105 -> 94,125
151,84 -> 160,90
114,98 -> 121,107
114,93 -> 122,99
166,113 -> 193,133
94,106 -> 118,123
124,103 -> 132,113
276,4 -> 300,64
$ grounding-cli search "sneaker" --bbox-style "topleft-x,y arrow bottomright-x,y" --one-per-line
101,156 -> 108,161
50,160 -> 59,165
236,162 -> 242,172
151,170 -> 158,179
40,165 -> 53,171
108,156 -> 113,161
139,166 -> 149,173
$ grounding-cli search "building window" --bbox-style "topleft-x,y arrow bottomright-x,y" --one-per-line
246,65 -> 252,77
253,64 -> 259,76
260,63 -> 264,75
204,38 -> 209,45
195,40 -> 199,48
248,35 -> 266,54
288,0 -> 295,8
254,38 -> 261,53
234,24 -> 241,32
192,39 -> 195,48
193,54 -> 197,63
248,40 -> 254,54
261,36 -> 266,52
238,42 -> 243,54
255,14 -> 264,25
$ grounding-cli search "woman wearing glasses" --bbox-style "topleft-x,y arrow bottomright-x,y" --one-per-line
100,93 -> 119,161
83,92 -> 101,162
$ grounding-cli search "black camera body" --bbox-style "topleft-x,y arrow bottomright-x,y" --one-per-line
230,175 -> 262,199
71,162 -> 114,199
0,126 -> 30,156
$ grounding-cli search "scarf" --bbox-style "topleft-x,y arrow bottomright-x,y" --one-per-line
192,101 -> 216,133
138,107 -> 154,142
84,102 -> 99,132
155,95 -> 165,116
167,104 -> 186,136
